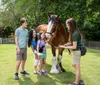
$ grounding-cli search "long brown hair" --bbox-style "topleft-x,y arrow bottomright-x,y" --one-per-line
66,18 -> 81,42
28,29 -> 38,47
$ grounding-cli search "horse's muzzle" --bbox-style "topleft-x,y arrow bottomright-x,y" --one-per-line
45,33 -> 51,39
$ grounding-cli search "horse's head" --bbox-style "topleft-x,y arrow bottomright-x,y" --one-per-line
46,14 -> 59,39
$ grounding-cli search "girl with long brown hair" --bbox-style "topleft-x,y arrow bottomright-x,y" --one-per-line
59,18 -> 84,85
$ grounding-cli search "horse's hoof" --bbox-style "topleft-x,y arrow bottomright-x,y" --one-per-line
50,69 -> 59,73
61,68 -> 66,72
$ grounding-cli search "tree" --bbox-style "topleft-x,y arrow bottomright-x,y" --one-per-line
0,0 -> 100,40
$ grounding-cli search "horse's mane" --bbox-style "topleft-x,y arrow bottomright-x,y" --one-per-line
57,18 -> 61,23
56,18 -> 67,33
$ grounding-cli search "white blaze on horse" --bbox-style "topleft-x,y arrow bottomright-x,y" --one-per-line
36,14 -> 70,73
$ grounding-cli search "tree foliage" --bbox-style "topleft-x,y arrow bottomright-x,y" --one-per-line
0,0 -> 100,40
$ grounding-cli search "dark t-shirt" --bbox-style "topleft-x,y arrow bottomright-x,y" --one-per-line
72,30 -> 82,49
37,40 -> 46,53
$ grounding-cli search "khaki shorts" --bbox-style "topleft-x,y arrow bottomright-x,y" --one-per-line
16,48 -> 27,61
72,50 -> 81,64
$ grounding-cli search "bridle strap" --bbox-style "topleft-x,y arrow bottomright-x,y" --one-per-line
46,32 -> 52,35
46,26 -> 56,36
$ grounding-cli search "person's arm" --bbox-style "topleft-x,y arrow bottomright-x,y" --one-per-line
64,42 -> 72,46
15,29 -> 21,55
15,35 -> 21,55
30,45 -> 36,54
45,39 -> 49,43
26,31 -> 28,44
37,43 -> 39,53
59,42 -> 77,50
15,35 -> 19,49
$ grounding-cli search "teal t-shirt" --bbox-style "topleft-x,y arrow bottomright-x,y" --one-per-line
31,40 -> 37,50
72,30 -> 82,49
15,27 -> 28,48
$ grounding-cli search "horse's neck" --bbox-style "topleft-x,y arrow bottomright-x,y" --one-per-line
56,23 -> 67,35
49,23 -> 69,46
56,23 -> 69,43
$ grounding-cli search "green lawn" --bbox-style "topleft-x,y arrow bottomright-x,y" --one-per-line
0,44 -> 100,85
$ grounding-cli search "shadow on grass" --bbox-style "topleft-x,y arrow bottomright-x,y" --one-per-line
35,63 -> 75,85
18,76 -> 34,85
17,64 -> 75,85
35,74 -> 56,85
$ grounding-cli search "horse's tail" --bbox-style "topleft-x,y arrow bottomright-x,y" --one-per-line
68,49 -> 71,55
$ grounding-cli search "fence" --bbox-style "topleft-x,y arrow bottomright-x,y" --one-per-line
0,38 -> 100,49
0,38 -> 15,44
87,41 -> 100,49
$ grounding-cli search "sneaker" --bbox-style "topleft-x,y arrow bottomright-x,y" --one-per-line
34,70 -> 37,74
14,73 -> 19,80
79,80 -> 85,85
43,71 -> 47,75
39,71 -> 43,76
20,71 -> 30,76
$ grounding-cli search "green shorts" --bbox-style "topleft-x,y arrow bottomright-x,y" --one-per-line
40,53 -> 46,58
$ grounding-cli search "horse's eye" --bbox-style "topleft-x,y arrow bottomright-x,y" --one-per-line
54,20 -> 57,23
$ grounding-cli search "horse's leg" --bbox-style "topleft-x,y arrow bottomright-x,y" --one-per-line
50,46 -> 59,73
56,48 -> 66,72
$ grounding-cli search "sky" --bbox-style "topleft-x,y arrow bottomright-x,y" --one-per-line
0,0 -> 1,5
0,0 -> 3,11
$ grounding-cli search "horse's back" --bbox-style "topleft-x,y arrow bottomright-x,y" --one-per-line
36,24 -> 47,33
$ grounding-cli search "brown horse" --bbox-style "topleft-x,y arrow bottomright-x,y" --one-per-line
36,14 -> 69,73
36,24 -> 47,33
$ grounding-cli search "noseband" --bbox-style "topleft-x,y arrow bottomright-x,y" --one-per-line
46,28 -> 56,36
46,32 -> 52,35
46,22 -> 57,36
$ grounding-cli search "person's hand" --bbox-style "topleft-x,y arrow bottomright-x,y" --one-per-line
17,48 -> 21,55
34,50 -> 37,54
37,52 -> 43,56
34,51 -> 38,59
59,45 -> 65,48
64,42 -> 72,46
33,50 -> 37,57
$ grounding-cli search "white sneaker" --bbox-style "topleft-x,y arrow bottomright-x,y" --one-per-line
34,70 -> 37,74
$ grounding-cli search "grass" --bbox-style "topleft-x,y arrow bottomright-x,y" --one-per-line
0,44 -> 100,85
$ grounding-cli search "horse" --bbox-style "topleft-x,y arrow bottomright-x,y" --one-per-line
36,14 -> 69,73
36,24 -> 47,33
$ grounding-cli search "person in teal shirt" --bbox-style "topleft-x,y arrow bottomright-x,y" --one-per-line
14,18 -> 29,80
28,29 -> 39,74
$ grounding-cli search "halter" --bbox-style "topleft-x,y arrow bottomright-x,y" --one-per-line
46,26 -> 57,36
46,32 -> 52,35
46,21 -> 57,36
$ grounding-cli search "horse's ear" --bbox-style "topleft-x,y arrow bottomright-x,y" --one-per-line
48,13 -> 51,18
55,15 -> 59,21
56,15 -> 59,19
